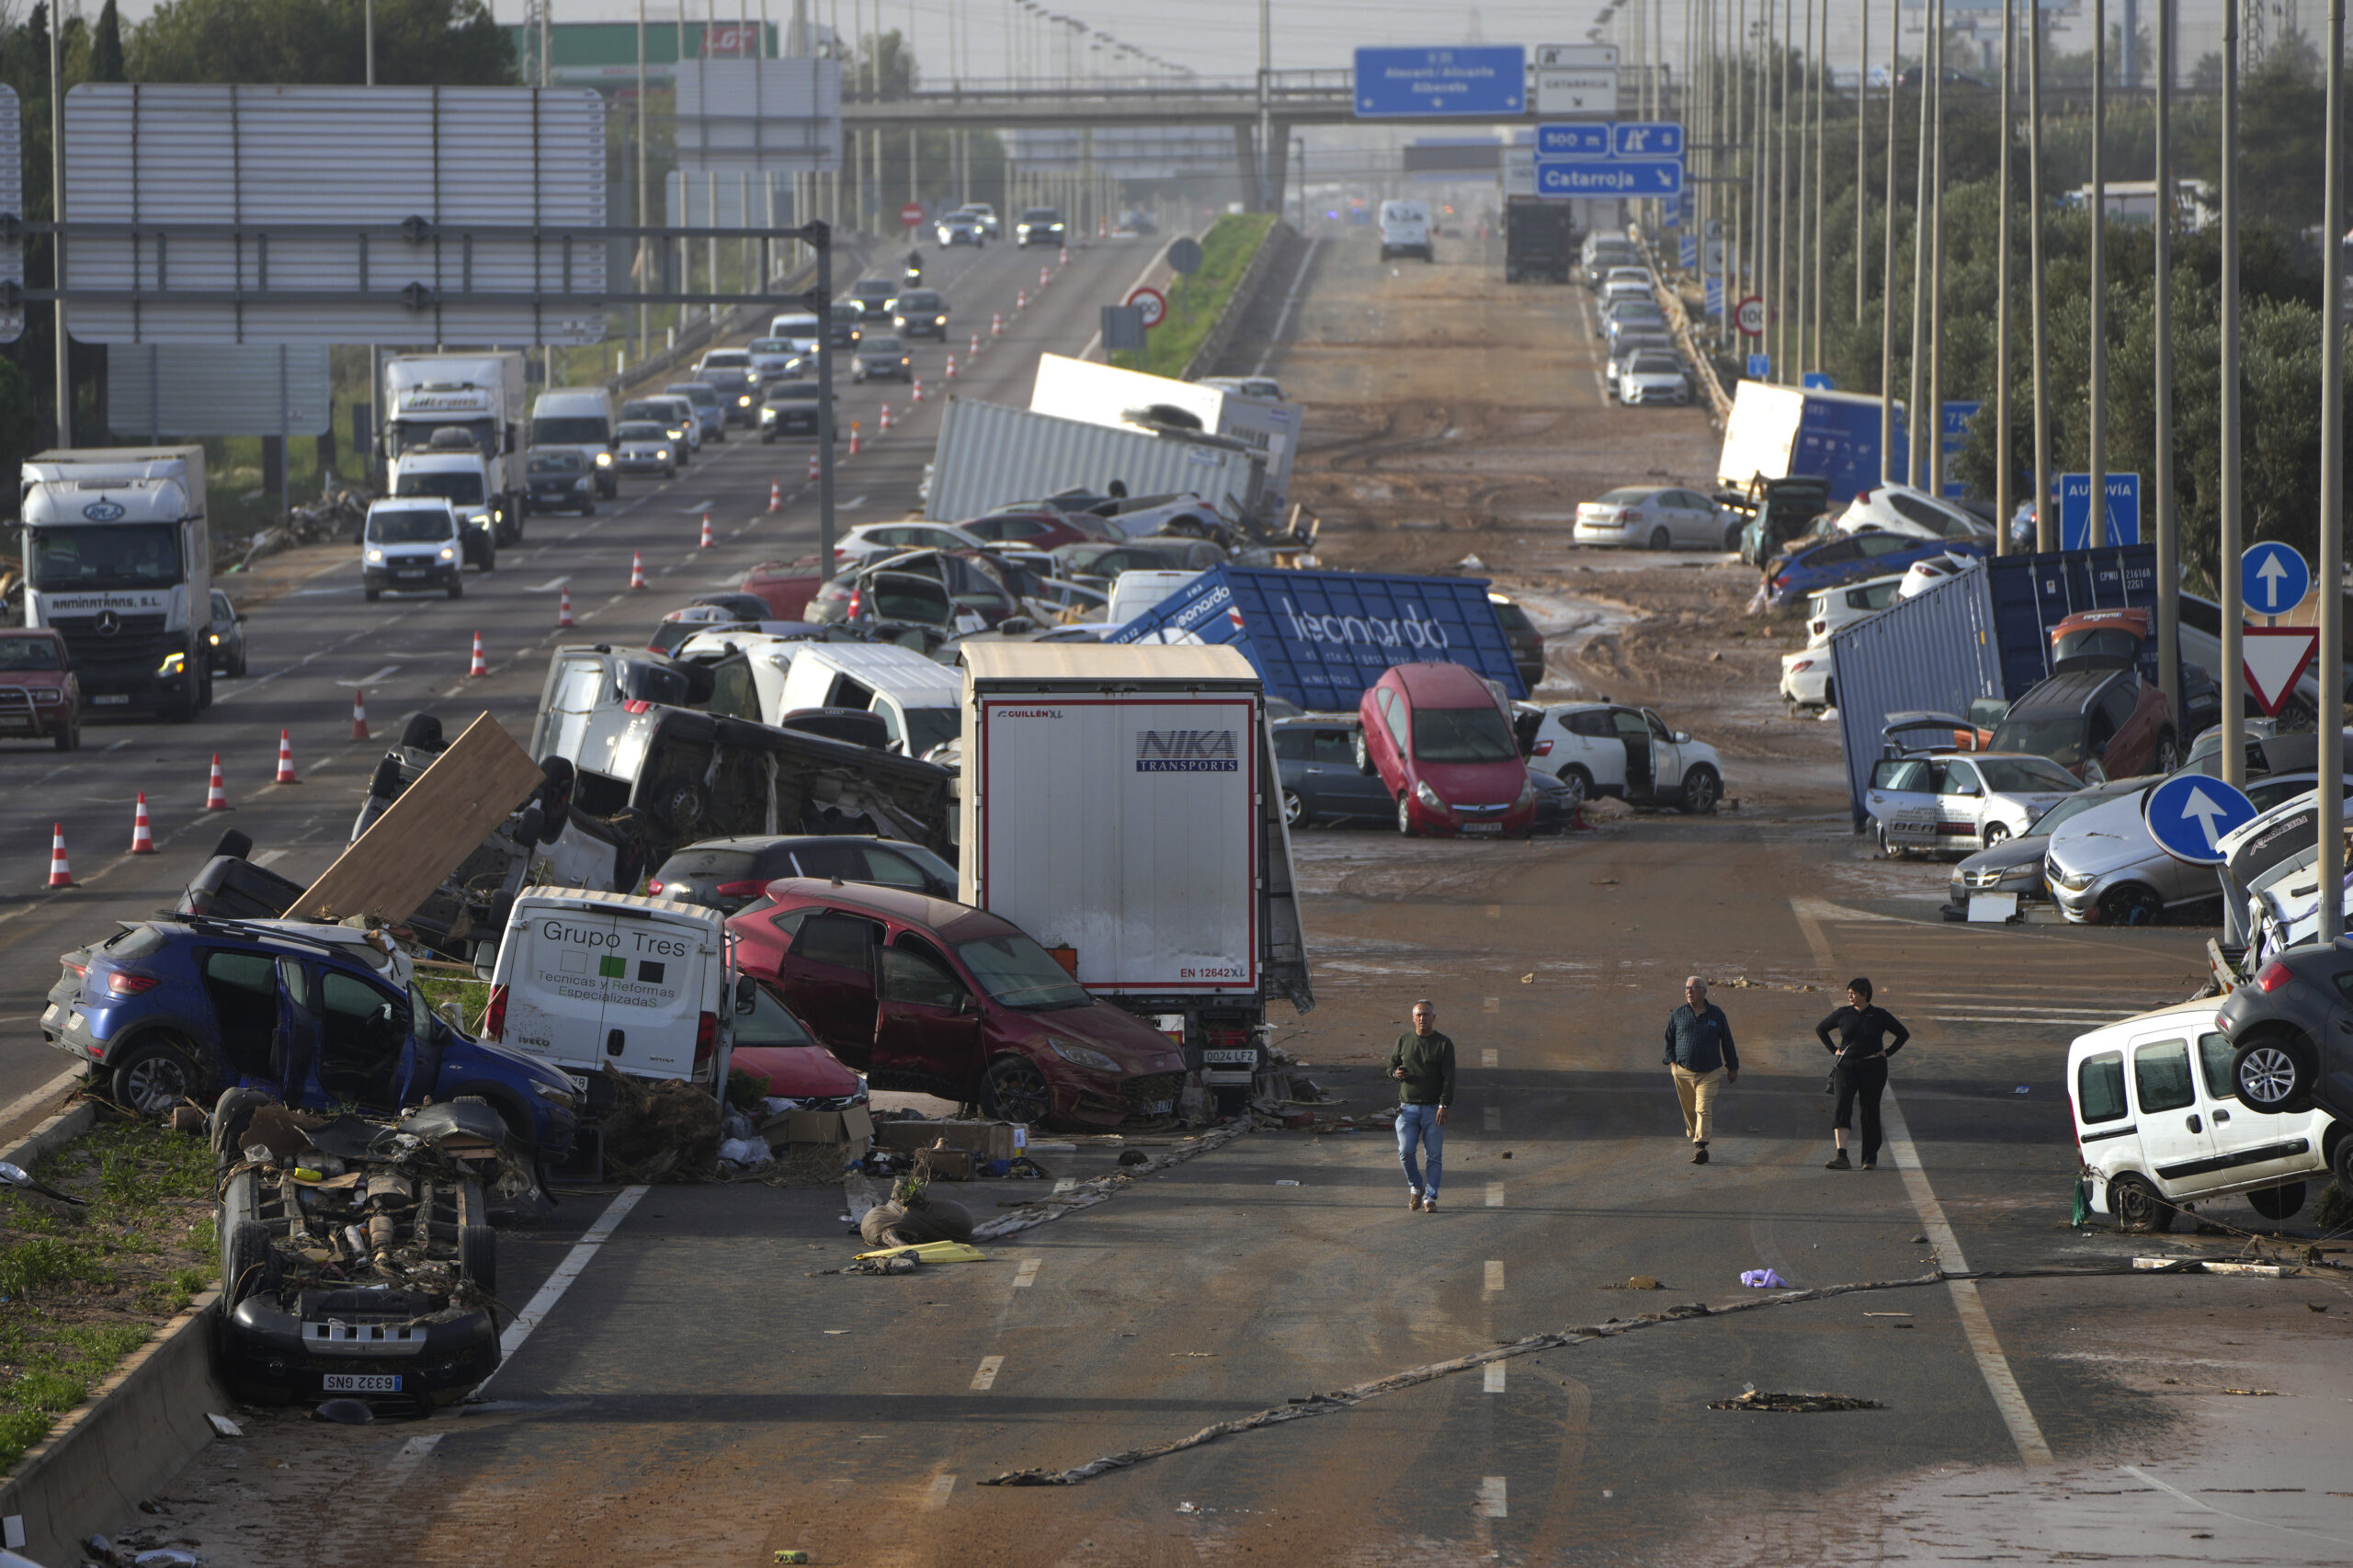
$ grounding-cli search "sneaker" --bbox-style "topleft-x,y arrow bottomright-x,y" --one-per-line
1422,1196 -> 1439,1212
1408,1193 -> 1424,1211
1691,1146 -> 1709,1165
1825,1151 -> 1852,1170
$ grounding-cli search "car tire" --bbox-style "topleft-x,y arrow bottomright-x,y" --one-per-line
1354,728 -> 1376,777
111,1035 -> 209,1119
2153,729 -> 2179,774
1982,822 -> 2010,849
2099,882 -> 2161,926
582,499 -> 597,516
2246,1181 -> 2306,1222
1396,794 -> 1415,836
1678,767 -> 1721,815
653,773 -> 707,835
1723,522 -> 1744,551
1877,823 -> 1902,859
2230,1029 -> 2316,1115
1554,765 -> 1591,809
979,1054 -> 1054,1126
1648,526 -> 1671,551
2109,1172 -> 2177,1234
229,649 -> 247,677
448,580 -> 464,599
1282,789 -> 1306,827
51,718 -> 76,752
210,1085 -> 278,1169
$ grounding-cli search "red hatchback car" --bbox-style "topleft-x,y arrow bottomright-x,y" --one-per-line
0,630 -> 81,751
725,879 -> 1189,1128
1355,662 -> 1534,837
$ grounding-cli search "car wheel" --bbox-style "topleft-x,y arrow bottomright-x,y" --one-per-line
2099,882 -> 2161,926
2109,1172 -> 2177,1234
1554,765 -> 1591,809
979,1054 -> 1054,1126
1648,526 -> 1671,551
52,717 -> 77,752
1678,767 -> 1721,815
365,587 -> 380,601
653,773 -> 707,835
2231,1030 -> 2315,1115
230,650 -> 247,678
2153,729 -> 2180,774
1353,728 -> 1376,777
1982,822 -> 2010,849
1723,522 -> 1744,551
448,580 -> 464,600
1396,794 -> 1415,836
1877,823 -> 1902,859
2246,1181 -> 2306,1222
111,1035 -> 208,1118
1282,789 -> 1305,827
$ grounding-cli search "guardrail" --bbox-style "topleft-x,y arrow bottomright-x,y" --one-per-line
1638,233 -> 1733,427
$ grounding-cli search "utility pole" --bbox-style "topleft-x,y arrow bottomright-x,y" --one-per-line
637,0 -> 649,360
2087,0 -> 2108,553
2220,6 -> 2244,787
1928,0 -> 1946,496
1879,0 -> 1898,480
366,0 -> 376,85
50,6 -> 66,448
1856,0 -> 1868,324
1256,0 -> 1272,211
1906,5 -> 1930,489
1995,0 -> 2015,552
1776,0 -> 1791,378
2319,0 -> 2345,936
2154,0 -> 2179,724
2029,0 -> 2052,551
1795,0 -> 1813,374
1808,0 -> 1824,372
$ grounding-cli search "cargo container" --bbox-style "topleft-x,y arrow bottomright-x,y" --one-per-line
923,397 -> 1263,524
1107,566 -> 1527,711
1029,353 -> 1302,515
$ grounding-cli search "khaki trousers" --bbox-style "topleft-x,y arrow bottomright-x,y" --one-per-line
1671,1063 -> 1726,1144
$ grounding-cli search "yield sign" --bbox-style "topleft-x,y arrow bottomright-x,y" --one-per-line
2243,625 -> 2320,717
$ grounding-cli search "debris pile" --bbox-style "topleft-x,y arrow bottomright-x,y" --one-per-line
1708,1388 -> 1885,1413
598,1067 -> 722,1182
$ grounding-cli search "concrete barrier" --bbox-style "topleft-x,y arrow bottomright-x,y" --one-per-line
1184,219 -> 1295,383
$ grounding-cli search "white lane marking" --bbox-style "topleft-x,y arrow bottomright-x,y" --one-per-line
1483,1363 -> 1506,1393
479,1185 -> 648,1383
527,575 -> 574,593
1480,1048 -> 1498,1066
1485,1182 -> 1504,1208
333,665 -> 401,688
1013,1257 -> 1041,1288
1478,1476 -> 1508,1518
1483,1260 -> 1505,1291
1483,1106 -> 1502,1131
382,1432 -> 445,1484
924,1472 -> 958,1509
2120,1465 -> 2353,1547
676,498 -> 714,513
0,1067 -> 87,1137
970,1355 -> 1004,1391
252,848 -> 290,867
104,738 -> 133,751
840,494 -> 869,510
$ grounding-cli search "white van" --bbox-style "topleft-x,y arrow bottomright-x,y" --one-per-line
1104,569 -> 1201,630
529,388 -> 620,498
1379,199 -> 1435,263
776,642 -> 963,758
769,311 -> 823,354
486,889 -> 735,1097
2069,997 -> 2341,1231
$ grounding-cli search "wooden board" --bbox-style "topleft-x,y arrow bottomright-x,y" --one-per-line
293,712 -> 547,925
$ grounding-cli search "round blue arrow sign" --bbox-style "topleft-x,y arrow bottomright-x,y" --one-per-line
2142,773 -> 2260,866
2241,540 -> 2312,618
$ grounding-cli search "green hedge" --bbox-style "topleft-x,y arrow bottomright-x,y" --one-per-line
1112,213 -> 1278,379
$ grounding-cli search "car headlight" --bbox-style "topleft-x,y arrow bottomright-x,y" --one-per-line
208,631 -> 221,645
739,394 -> 753,406
1048,1038 -> 1121,1074
1514,776 -> 1535,809
1415,780 -> 1445,811
492,507 -> 503,522
2051,864 -> 2097,892
438,547 -> 456,561
157,651 -> 186,676
530,1079 -> 580,1109
595,451 -> 612,466
659,449 -> 671,460
365,548 -> 383,562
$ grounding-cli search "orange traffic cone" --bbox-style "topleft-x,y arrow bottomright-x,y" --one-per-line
45,824 -> 73,888
992,312 -> 1003,336
629,551 -> 647,589
204,754 -> 229,811
806,450 -> 820,483
879,403 -> 892,435
350,688 -> 370,741
911,376 -> 924,405
945,353 -> 959,381
699,510 -> 715,549
847,422 -> 862,457
130,794 -> 156,854
1056,247 -> 1067,268
1041,263 -> 1052,286
768,481 -> 782,512
557,586 -> 574,628
274,729 -> 299,784
1016,288 -> 1027,312
969,333 -> 982,360
468,631 -> 489,677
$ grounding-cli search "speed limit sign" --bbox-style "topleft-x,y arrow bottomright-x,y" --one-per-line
1734,294 -> 1767,337
1127,286 -> 1167,330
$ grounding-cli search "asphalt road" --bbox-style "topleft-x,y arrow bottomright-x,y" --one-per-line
0,230 -> 1146,1121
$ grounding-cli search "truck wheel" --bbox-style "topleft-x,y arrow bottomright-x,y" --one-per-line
2231,1029 -> 2315,1115
2246,1182 -> 2305,1222
2109,1173 -> 2177,1233
979,1054 -> 1053,1126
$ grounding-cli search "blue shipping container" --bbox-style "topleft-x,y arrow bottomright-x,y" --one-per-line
1108,566 -> 1527,710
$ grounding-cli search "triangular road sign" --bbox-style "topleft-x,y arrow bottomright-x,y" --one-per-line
2243,625 -> 2320,716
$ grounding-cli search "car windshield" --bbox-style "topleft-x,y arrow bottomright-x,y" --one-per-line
1629,352 -> 1682,373
853,282 -> 893,299
528,454 -> 583,474
2029,787 -> 2123,835
0,637 -> 62,670
660,848 -> 758,881
767,384 -> 821,403
530,415 -> 608,445
750,339 -> 792,355
703,352 -> 749,368
903,707 -> 961,755
367,509 -> 452,543
865,336 -> 905,354
1988,717 -> 2087,768
774,317 -> 820,335
898,292 -> 941,311
393,470 -> 485,504
1976,757 -> 2083,793
26,524 -> 182,590
869,577 -> 950,623
733,982 -> 817,1047
1411,704 -> 1519,763
955,932 -> 1093,1009
618,422 -> 668,440
668,384 -> 718,407
1596,487 -> 1655,505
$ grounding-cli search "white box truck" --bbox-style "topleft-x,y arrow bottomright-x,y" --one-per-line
1029,353 -> 1303,516
957,643 -> 1314,1100
20,445 -> 213,721
384,353 -> 528,544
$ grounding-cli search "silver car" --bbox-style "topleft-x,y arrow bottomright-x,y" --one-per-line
1617,348 -> 1691,406
1864,751 -> 2085,858
1574,485 -> 1736,551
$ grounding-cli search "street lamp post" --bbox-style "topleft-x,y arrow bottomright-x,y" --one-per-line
1995,0 -> 2015,554
2154,0 -> 2179,723
2220,6 -> 2244,788
2318,0 -> 2346,936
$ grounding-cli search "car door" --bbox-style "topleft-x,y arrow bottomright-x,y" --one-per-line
1864,758 -> 1945,852
776,910 -> 883,1067
1643,710 -> 1684,793
872,932 -> 984,1094
1311,727 -> 1387,817
313,967 -> 415,1111
1564,708 -> 1626,790
1670,492 -> 1714,547
2128,1034 -> 2218,1199
1612,709 -> 1657,801
273,955 -> 320,1098
2100,679 -> 2158,776
2193,1028 -> 2325,1187
1937,757 -> 1990,847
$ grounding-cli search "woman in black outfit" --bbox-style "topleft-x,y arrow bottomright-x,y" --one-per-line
1816,976 -> 1909,1170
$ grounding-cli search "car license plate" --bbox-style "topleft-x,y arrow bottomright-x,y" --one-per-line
1461,823 -> 1503,835
1202,1050 -> 1255,1064
320,1373 -> 401,1392
395,570 -> 425,579
40,1004 -> 57,1023
565,1072 -> 590,1096
93,693 -> 131,705
1144,1100 -> 1173,1115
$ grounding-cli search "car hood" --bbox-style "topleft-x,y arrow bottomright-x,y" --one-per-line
731,1042 -> 863,1098
1027,999 -> 1188,1074
1953,834 -> 2052,877
2044,789 -> 2163,875
1416,757 -> 1528,804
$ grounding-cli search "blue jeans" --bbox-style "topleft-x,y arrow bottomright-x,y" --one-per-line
1396,1102 -> 1444,1197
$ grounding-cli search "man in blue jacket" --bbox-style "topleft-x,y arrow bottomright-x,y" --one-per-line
1664,975 -> 1739,1165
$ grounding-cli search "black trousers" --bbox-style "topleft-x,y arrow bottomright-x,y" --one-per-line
1832,1055 -> 1890,1161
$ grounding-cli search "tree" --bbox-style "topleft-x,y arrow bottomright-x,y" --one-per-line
89,0 -> 124,84
127,0 -> 517,86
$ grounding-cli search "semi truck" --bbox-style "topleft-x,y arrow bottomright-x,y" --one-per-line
958,642 -> 1313,1104
384,353 -> 527,545
20,446 -> 213,721
1503,197 -> 1575,283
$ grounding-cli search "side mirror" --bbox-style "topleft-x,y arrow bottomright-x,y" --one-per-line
1674,731 -> 1692,744
956,992 -> 975,1015
735,974 -> 759,1009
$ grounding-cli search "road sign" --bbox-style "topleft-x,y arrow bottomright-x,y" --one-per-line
1746,353 -> 1770,379
2143,773 -> 2259,865
1612,122 -> 1683,157
1126,286 -> 1166,329
1535,123 -> 1610,156
1502,146 -> 1535,196
1533,159 -> 1682,197
1734,294 -> 1766,335
1100,305 -> 1146,353
1354,46 -> 1526,117
1166,236 -> 1204,276
2242,540 -> 2313,618
1535,43 -> 1620,67
2244,626 -> 2322,717
1678,233 -> 1698,268
1802,371 -> 1834,390
2058,472 -> 2142,549
1535,70 -> 1619,115
1703,276 -> 1724,318
899,201 -> 925,227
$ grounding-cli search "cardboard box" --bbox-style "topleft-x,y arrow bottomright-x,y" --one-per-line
913,1147 -> 973,1180
875,1119 -> 1019,1161
765,1104 -> 876,1148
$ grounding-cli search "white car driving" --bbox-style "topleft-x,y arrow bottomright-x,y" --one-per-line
1864,751 -> 2084,858
1523,702 -> 1726,812
1574,485 -> 1737,551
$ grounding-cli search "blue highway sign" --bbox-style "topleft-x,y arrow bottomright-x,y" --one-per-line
1536,124 -> 1610,155
2058,471 -> 2142,550
1534,159 -> 1683,197
1612,121 -> 1683,157
1355,47 -> 1526,117
2143,773 -> 2258,866
2242,540 -> 2312,618
1746,352 -> 1770,379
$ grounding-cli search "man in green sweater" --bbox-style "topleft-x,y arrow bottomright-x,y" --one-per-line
1391,998 -> 1456,1212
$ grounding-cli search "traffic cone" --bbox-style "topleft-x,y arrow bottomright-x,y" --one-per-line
1041,264 -> 1052,287
204,754 -> 228,812
969,333 -> 982,360
879,402 -> 892,435
911,376 -> 924,405
1057,247 -> 1067,267
629,551 -> 647,589
274,729 -> 299,784
1016,288 -> 1027,312
45,824 -> 73,888
467,631 -> 489,677
992,312 -> 1004,336
350,689 -> 370,741
806,450 -> 821,483
945,353 -> 958,381
768,480 -> 783,512
848,422 -> 862,457
129,794 -> 156,855
557,586 -> 575,628
699,510 -> 715,549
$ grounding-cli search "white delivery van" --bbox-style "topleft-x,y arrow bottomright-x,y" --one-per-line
1379,199 -> 1434,263
769,311 -> 823,354
776,642 -> 964,757
1104,569 -> 1201,631
2068,997 -> 2341,1231
486,890 -> 736,1100
529,388 -> 620,499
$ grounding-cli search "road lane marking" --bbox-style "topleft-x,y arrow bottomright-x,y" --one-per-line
1480,1048 -> 1498,1066
1485,1182 -> 1504,1208
527,575 -> 573,592
334,665 -> 401,688
1013,1258 -> 1040,1288
924,1473 -> 958,1509
1483,1107 -> 1502,1131
676,499 -> 714,513
0,1067 -> 86,1138
253,849 -> 290,867
971,1355 -> 1004,1391
1483,1260 -> 1505,1291
1478,1477 -> 1507,1518
479,1184 -> 649,1385
1483,1364 -> 1506,1393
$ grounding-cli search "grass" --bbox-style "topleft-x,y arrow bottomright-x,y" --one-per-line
1109,213 -> 1279,380
0,1116 -> 220,1478
415,973 -> 493,1036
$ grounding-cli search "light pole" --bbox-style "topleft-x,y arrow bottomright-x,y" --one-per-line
2219,6 -> 2243,787
1906,3 -> 1930,489
1879,0 -> 1897,480
1927,0 -> 1945,497
2029,0 -> 2052,550
1856,0 -> 1868,324
2087,0 -> 2108,558
1795,0 -> 1813,373
2154,0 -> 2177,720
2318,0 -> 2345,936
1256,0 -> 1271,212
1995,0 -> 2014,553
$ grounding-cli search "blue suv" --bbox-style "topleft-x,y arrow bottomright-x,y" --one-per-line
42,917 -> 579,1169
1765,532 -> 1988,608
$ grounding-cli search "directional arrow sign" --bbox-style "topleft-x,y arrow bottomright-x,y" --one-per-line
2143,773 -> 2259,866
1611,121 -> 1684,157
2243,625 -> 2321,717
2241,540 -> 2312,618
1532,158 -> 1683,197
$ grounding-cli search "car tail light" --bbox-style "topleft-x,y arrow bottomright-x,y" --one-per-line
106,971 -> 159,996
644,879 -> 665,894
63,960 -> 85,980
1619,508 -> 1641,523
484,983 -> 507,1040
1772,572 -> 1793,588
1790,658 -> 1815,673
622,699 -> 651,714
1855,492 -> 1870,503
2214,1012 -> 2232,1033
714,880 -> 767,898
1531,738 -> 1553,756
2256,960 -> 2292,994
846,588 -> 863,619
1202,1024 -> 1250,1051
694,1010 -> 719,1067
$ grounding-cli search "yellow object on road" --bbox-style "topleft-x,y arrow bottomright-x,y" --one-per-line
855,1241 -> 987,1264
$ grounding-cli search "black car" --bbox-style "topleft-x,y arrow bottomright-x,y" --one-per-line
647,834 -> 957,914
207,587 -> 248,677
892,289 -> 949,340
1273,720 -> 1395,827
2215,946 -> 2353,1187
1016,208 -> 1066,247
848,278 -> 898,321
828,302 -> 864,349
524,449 -> 597,516
760,383 -> 835,442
